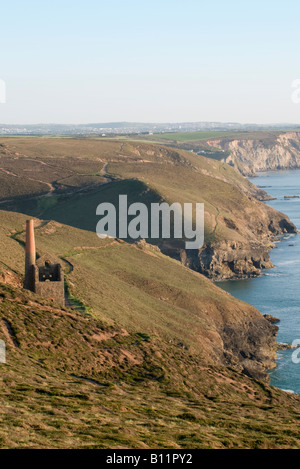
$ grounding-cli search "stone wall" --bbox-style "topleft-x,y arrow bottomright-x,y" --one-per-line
34,264 -> 65,307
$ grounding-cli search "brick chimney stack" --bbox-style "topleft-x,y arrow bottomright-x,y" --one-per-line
24,219 -> 36,291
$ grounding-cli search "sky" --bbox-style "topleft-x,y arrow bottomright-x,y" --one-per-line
1,0 -> 300,125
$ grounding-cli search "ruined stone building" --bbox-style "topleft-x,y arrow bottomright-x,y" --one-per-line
24,219 -> 65,307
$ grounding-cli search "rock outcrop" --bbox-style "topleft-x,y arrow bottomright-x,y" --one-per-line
208,131 -> 300,176
180,202 -> 297,280
181,240 -> 273,280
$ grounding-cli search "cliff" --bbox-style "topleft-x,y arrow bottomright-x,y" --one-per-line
181,201 -> 296,280
207,131 -> 300,176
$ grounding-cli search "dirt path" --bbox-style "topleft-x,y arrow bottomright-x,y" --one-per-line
211,204 -> 220,235
0,166 -> 55,198
60,257 -> 74,274
1,318 -> 20,348
0,168 -> 18,177
99,162 -> 112,183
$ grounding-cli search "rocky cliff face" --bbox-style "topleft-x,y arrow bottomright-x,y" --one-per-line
179,202 -> 297,280
181,240 -> 273,280
208,132 -> 300,176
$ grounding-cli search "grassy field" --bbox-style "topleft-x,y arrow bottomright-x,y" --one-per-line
128,129 -> 294,145
1,211 -> 300,448
142,131 -> 244,142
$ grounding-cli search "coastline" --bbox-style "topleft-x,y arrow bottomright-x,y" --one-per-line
218,169 -> 300,393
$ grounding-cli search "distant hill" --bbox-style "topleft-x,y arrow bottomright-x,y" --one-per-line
0,121 -> 299,136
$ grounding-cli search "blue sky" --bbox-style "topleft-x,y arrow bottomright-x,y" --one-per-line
1,0 -> 300,124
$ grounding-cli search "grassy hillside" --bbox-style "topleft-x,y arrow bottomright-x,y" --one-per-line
0,138 -> 284,243
1,211 -> 300,448
2,280 -> 300,450
3,212 -> 275,372
0,139 -> 108,203
0,137 -> 295,280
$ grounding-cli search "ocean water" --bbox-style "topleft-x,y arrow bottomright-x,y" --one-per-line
216,169 -> 300,394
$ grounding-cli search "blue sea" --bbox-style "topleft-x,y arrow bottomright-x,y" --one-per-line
217,169 -> 300,394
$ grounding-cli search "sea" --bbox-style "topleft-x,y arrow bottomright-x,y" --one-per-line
216,169 -> 300,394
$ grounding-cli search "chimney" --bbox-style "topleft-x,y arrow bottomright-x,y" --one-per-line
24,219 -> 36,291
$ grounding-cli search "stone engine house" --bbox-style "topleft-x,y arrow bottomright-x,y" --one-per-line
24,220 -> 65,307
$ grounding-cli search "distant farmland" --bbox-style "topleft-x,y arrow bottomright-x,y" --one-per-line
147,131 -> 242,142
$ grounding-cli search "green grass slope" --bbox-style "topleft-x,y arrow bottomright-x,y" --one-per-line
0,138 -> 288,243
0,137 -> 295,280
5,213 -> 276,374
0,211 -> 300,448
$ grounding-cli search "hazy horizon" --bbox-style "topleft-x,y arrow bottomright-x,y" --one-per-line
1,121 -> 300,128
